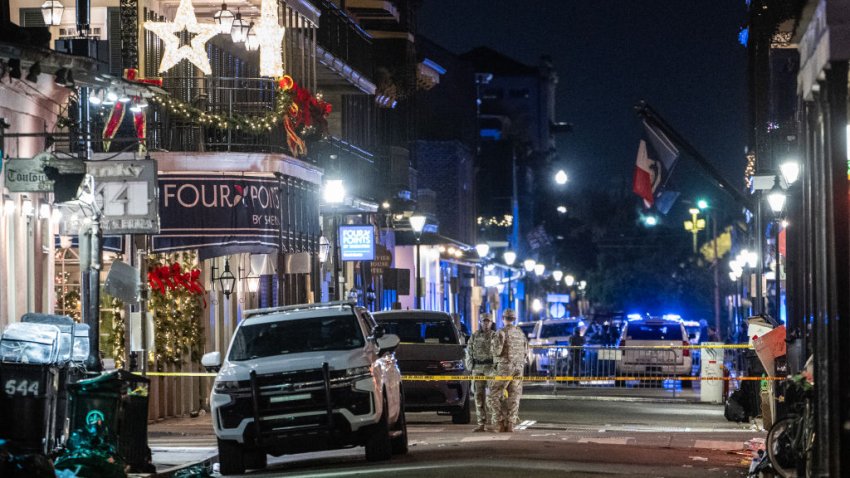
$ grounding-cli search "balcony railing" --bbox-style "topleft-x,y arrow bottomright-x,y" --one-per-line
315,0 -> 373,79
90,76 -> 299,156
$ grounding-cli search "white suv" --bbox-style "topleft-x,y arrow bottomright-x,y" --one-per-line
201,302 -> 407,475
616,316 -> 693,377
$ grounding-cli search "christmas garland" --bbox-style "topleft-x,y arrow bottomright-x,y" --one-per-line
147,74 -> 331,156
146,252 -> 205,366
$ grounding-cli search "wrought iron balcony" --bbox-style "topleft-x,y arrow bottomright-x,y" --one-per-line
315,0 -> 374,82
91,76 -> 305,157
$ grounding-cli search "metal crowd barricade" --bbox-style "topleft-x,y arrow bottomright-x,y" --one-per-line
529,343 -> 753,392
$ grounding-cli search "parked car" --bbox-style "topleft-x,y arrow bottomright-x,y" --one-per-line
202,302 -> 407,475
372,310 -> 471,424
615,316 -> 693,381
529,318 -> 586,375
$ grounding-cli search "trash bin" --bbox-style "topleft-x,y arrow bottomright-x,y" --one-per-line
65,369 -> 153,472
0,322 -> 66,454
0,362 -> 61,454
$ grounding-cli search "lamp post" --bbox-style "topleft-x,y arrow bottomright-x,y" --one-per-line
410,214 -> 426,309
683,207 -> 706,254
324,178 -> 345,300
503,250 -> 516,306
767,175 -> 787,320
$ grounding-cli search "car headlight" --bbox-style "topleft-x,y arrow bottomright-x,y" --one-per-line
214,380 -> 241,393
440,360 -> 465,372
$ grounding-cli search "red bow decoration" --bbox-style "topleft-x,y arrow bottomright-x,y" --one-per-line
277,75 -> 332,157
102,68 -> 163,152
147,261 -> 206,306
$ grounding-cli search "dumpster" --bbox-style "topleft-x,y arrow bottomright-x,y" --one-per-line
0,322 -> 63,454
63,369 -> 153,473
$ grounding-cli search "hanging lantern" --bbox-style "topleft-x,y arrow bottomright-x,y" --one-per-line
41,0 -> 64,26
213,2 -> 234,35
230,10 -> 250,43
245,22 -> 259,51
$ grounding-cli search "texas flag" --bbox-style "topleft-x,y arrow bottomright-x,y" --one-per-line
632,139 -> 660,208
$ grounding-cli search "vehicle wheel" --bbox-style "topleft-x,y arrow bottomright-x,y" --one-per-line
217,438 -> 246,476
766,417 -> 798,478
365,397 -> 393,462
243,448 -> 267,470
452,395 -> 471,424
391,391 -> 409,455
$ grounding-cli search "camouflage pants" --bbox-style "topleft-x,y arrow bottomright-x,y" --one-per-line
471,365 -> 494,425
487,361 -> 524,426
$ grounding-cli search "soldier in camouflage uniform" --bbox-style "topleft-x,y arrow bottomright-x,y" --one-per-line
464,312 -> 495,432
487,309 -> 528,432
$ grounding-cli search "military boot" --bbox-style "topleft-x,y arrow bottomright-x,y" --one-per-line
498,421 -> 508,433
472,424 -> 486,432
504,421 -> 513,433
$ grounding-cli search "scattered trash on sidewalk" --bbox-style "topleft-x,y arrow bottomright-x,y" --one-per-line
689,456 -> 709,462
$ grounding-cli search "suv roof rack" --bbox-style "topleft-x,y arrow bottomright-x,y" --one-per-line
245,301 -> 357,319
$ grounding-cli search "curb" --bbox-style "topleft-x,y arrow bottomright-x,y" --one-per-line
521,392 -> 699,404
152,454 -> 217,478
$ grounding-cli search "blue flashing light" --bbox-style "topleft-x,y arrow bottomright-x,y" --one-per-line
480,128 -> 502,140
738,27 -> 749,47
662,313 -> 682,321
627,313 -> 643,321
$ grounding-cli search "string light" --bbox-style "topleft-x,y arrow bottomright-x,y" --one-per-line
143,0 -> 218,75
255,0 -> 285,77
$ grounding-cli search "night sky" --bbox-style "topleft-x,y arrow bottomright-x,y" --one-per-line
418,1 -> 750,212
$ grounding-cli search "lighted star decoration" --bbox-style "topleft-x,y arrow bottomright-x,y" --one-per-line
144,0 -> 218,75
255,0 -> 285,77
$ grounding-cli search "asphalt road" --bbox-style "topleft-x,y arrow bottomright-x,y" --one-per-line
197,389 -> 761,477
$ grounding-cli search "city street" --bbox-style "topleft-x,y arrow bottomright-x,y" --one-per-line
150,385 -> 762,477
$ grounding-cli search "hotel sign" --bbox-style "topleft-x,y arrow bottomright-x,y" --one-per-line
340,225 -> 375,261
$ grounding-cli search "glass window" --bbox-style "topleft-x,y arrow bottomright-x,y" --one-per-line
376,319 -> 458,344
229,314 -> 365,361
626,323 -> 684,341
540,322 -> 578,338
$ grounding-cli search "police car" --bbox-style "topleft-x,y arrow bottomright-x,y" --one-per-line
616,314 -> 693,378
201,301 -> 407,475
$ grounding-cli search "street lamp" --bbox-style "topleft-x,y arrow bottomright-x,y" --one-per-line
564,274 -> 575,287
683,207 -> 706,254
780,161 -> 801,185
41,0 -> 64,26
503,250 -> 517,305
410,214 -> 427,309
523,259 -> 536,273
554,169 -> 568,185
211,259 -> 237,299
767,176 -> 787,214
324,178 -> 345,300
552,270 -> 563,283
534,263 -> 545,277
643,215 -> 658,227
475,243 -> 490,258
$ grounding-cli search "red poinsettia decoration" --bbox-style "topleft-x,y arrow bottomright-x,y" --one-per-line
277,75 -> 332,157
148,261 -> 205,298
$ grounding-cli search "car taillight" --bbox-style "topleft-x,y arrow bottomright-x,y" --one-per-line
682,341 -> 690,356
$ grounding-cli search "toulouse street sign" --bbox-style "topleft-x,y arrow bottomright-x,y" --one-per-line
4,154 -> 54,192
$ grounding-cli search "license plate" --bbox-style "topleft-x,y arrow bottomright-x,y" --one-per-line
270,393 -> 311,403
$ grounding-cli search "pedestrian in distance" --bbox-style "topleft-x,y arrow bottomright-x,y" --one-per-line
706,326 -> 721,342
487,309 -> 528,432
464,312 -> 496,432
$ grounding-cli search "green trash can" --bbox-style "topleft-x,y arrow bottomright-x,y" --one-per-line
64,370 -> 152,473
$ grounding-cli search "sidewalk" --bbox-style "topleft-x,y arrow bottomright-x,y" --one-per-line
147,413 -> 217,477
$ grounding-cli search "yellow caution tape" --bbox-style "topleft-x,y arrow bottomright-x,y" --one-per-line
530,344 -> 753,350
145,372 -> 217,377
401,374 -> 782,382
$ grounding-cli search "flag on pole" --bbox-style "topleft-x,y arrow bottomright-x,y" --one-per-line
632,140 -> 660,208
643,119 -> 680,172
633,119 -> 682,210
